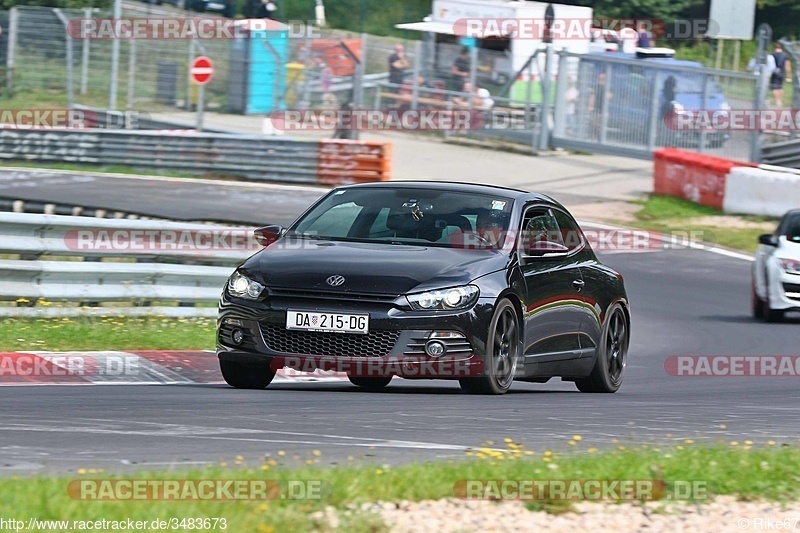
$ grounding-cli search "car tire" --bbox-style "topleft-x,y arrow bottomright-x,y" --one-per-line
220,360 -> 275,389
752,283 -> 765,320
576,304 -> 628,393
764,276 -> 785,323
348,376 -> 392,390
459,299 -> 519,395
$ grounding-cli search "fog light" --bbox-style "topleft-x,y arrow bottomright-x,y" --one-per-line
231,329 -> 244,346
425,340 -> 446,357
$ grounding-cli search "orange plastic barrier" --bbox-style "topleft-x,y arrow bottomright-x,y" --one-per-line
317,140 -> 392,185
653,148 -> 756,209
306,38 -> 362,77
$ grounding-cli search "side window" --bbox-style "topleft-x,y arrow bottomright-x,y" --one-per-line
295,202 -> 363,237
519,208 -> 563,250
553,210 -> 585,251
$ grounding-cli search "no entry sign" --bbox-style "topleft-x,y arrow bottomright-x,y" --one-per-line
190,56 -> 214,85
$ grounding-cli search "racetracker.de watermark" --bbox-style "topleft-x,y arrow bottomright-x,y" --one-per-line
67,18 -> 322,40
666,109 -> 800,131
67,479 -> 330,500
453,479 -> 708,500
272,355 -> 483,378
64,229 -> 261,253
665,356 -> 800,377
0,354 -> 139,378
0,109 -> 146,130
451,18 -> 718,40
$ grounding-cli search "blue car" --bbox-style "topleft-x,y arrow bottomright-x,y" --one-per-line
585,53 -> 731,149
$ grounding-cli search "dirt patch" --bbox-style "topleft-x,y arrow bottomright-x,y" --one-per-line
685,216 -> 775,231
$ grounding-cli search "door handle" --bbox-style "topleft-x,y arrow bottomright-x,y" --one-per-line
572,279 -> 585,292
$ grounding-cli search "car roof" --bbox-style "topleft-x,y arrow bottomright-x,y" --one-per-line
335,180 -> 549,201
585,53 -> 705,70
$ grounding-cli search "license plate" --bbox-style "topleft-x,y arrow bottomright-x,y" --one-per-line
286,311 -> 369,334
208,2 -> 225,8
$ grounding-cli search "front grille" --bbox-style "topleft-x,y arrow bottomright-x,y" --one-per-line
269,288 -> 398,304
260,323 -> 400,357
784,283 -> 800,300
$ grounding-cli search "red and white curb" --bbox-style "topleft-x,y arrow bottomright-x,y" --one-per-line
0,351 -> 346,386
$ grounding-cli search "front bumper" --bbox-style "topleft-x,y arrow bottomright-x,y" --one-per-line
767,261 -> 800,311
216,289 -> 496,379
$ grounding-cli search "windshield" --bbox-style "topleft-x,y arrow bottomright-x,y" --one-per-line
290,187 -> 514,248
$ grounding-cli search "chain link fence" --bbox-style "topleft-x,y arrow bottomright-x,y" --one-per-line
0,7 -> 786,164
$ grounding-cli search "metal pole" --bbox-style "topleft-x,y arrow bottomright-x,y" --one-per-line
81,7 -> 91,95
467,45 -> 477,114
197,83 -> 205,131
751,63 -> 770,162
646,70 -> 662,151
552,50 -> 569,139
109,0 -> 121,109
698,74 -> 711,153
126,39 -> 137,113
538,43 -> 554,151
300,35 -> 312,108
411,40 -> 422,111
714,39 -> 724,71
733,40 -> 741,72
6,7 -> 18,93
599,62 -> 611,144
54,9 -> 74,109
186,39 -> 195,111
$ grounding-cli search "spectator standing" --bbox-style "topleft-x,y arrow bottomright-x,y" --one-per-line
771,43 -> 792,107
451,48 -> 471,91
636,21 -> 653,48
388,44 -> 410,93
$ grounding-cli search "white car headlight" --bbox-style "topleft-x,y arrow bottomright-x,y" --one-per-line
778,258 -> 800,275
406,285 -> 479,311
227,271 -> 265,300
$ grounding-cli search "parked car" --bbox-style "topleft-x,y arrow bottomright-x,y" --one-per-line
752,209 -> 800,322
187,0 -> 236,18
217,182 -> 631,394
585,50 -> 732,149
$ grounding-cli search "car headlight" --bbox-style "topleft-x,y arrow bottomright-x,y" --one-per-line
406,285 -> 479,311
227,271 -> 265,300
778,258 -> 800,275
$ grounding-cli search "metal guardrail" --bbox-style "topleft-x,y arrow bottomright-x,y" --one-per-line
761,139 -> 800,169
0,212 -> 256,316
0,129 -> 392,185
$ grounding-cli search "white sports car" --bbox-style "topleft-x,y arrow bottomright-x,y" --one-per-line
752,209 -> 800,322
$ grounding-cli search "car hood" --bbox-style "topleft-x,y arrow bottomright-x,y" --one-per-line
240,237 -> 510,295
776,238 -> 800,260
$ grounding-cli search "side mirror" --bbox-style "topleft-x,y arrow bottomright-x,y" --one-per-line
524,240 -> 570,258
758,233 -> 778,247
254,225 -> 283,247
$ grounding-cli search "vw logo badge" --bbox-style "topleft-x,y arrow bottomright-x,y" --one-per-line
326,275 -> 346,287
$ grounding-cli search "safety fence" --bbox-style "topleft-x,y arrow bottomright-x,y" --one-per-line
0,212 -> 255,317
0,129 -> 392,185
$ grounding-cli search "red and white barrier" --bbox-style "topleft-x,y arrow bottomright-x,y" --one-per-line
654,149 -> 800,216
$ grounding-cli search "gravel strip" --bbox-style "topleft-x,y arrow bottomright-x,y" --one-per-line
315,497 -> 800,532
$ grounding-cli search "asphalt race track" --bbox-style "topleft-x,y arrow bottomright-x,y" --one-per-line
1,178 -> 798,473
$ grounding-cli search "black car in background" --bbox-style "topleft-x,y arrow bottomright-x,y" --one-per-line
217,182 -> 631,395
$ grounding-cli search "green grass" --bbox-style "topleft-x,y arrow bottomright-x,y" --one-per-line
0,444 -> 798,531
0,316 -> 216,352
629,195 -> 777,253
